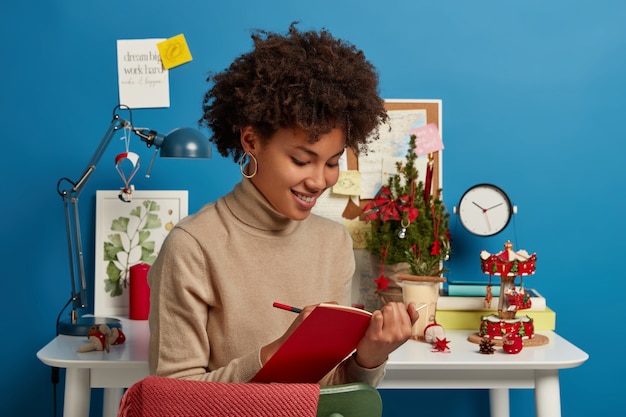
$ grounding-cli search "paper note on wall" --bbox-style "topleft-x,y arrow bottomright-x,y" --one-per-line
410,123 -> 443,156
333,170 -> 361,196
117,39 -> 170,109
157,34 -> 193,69
358,109 -> 427,199
345,220 -> 370,249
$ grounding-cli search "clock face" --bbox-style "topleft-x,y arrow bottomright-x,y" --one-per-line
458,184 -> 512,236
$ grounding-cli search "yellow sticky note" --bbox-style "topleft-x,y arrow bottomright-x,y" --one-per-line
157,34 -> 193,69
344,220 -> 370,249
332,170 -> 361,196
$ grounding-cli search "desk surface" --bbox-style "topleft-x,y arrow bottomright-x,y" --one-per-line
38,318 -> 149,370
38,318 -> 588,374
387,331 -> 588,370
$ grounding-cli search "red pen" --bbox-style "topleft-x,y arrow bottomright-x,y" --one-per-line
273,302 -> 303,314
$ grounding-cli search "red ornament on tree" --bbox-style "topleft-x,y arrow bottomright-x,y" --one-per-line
374,274 -> 391,291
373,243 -> 392,291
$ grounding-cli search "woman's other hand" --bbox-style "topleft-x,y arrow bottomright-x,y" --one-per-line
354,302 -> 419,369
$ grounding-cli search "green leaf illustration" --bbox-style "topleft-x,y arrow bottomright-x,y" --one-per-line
110,217 -> 129,233
143,213 -> 162,230
102,200 -> 165,297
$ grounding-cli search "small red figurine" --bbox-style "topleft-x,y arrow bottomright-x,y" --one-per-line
424,323 -> 446,344
77,324 -> 126,353
502,333 -> 523,354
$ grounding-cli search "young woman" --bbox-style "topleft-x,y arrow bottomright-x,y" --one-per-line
148,23 -> 419,386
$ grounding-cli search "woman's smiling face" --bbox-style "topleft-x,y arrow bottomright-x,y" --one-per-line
241,126 -> 346,221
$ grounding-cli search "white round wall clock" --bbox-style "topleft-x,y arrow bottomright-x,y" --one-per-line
456,184 -> 514,236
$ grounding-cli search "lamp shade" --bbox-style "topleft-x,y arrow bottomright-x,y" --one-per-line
159,128 -> 211,158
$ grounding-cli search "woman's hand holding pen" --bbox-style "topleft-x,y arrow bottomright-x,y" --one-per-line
353,302 -> 419,369
259,302 -> 325,365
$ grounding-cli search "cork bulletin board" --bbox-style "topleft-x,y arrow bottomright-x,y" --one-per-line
347,99 -> 442,217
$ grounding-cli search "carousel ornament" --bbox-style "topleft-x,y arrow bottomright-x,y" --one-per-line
468,241 -> 548,347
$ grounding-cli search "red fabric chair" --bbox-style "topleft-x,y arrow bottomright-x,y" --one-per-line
118,376 -> 320,417
118,376 -> 382,417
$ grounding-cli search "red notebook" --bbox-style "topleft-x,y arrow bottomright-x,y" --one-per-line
252,303 -> 372,383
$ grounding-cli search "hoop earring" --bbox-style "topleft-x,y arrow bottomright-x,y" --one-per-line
239,152 -> 258,179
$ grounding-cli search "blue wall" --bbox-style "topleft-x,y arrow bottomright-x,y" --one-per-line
2,1 -> 621,415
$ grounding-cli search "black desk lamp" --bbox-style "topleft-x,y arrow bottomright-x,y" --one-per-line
56,105 -> 210,335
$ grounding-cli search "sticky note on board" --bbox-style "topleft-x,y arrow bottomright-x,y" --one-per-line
409,123 -> 443,156
333,170 -> 361,196
344,219 -> 370,249
157,34 -> 193,69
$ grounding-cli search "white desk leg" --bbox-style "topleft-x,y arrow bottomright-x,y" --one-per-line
103,388 -> 124,417
489,388 -> 510,417
64,368 -> 90,417
535,369 -> 561,417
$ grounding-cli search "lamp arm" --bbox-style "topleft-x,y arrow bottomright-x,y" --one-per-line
61,194 -> 87,318
58,113 -> 130,321
73,114 -> 131,194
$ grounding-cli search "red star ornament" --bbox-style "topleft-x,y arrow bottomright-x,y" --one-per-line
432,337 -> 451,352
374,274 -> 391,291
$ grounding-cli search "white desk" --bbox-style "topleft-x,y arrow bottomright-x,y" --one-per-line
38,318 -> 588,417
380,331 -> 588,417
38,319 -> 149,417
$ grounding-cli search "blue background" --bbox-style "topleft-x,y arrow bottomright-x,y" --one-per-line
2,1 -> 621,416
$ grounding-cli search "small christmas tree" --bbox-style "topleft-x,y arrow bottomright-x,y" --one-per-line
364,134 -> 451,278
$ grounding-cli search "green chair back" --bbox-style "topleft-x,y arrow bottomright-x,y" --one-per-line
317,383 -> 383,417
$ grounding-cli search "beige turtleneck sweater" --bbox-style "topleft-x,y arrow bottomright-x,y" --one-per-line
148,178 -> 385,386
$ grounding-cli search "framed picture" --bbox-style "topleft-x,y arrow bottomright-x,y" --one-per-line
94,190 -> 188,317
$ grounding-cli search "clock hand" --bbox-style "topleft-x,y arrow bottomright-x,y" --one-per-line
485,202 -> 503,211
483,211 -> 492,231
472,201 -> 486,211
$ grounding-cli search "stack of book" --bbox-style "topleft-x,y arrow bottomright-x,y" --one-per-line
435,281 -> 555,331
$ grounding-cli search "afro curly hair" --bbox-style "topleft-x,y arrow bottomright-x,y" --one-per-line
199,23 -> 388,162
